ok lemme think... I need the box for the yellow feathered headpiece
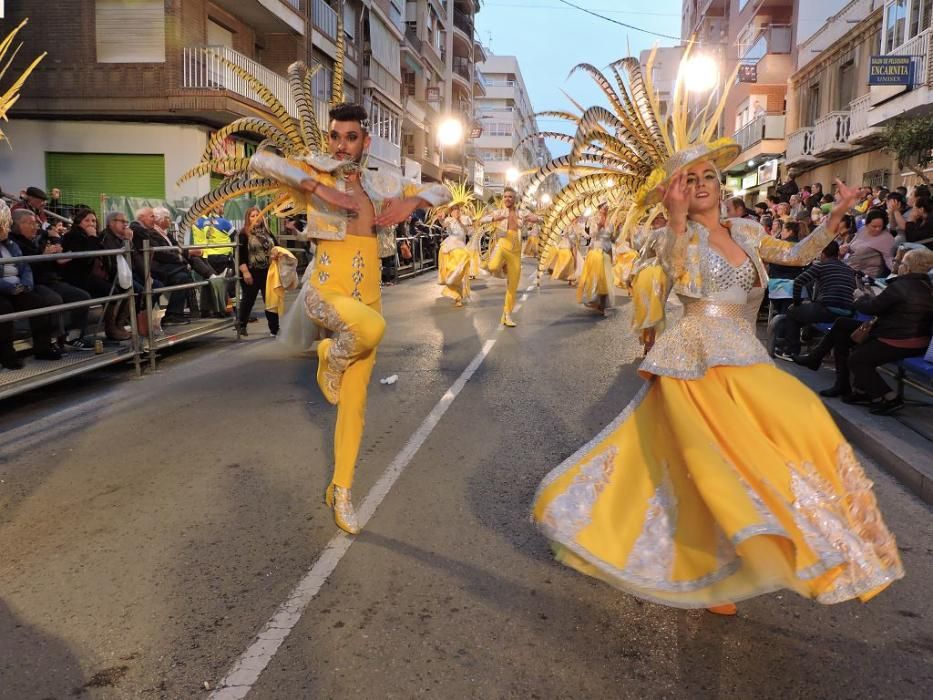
[0,19,46,145]
[526,44,740,273]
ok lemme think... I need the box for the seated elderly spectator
[776,240,856,357]
[10,209,94,350]
[11,186,49,228]
[62,208,112,299]
[100,211,157,340]
[841,210,895,278]
[794,248,933,415]
[0,203,61,366]
[132,206,193,326]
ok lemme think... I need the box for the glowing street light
[540,193,552,206]
[681,54,720,94]
[506,166,520,184]
[438,117,465,146]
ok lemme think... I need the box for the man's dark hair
[767,195,780,205]
[822,240,840,258]
[914,184,931,199]
[329,102,369,130]
[886,191,906,208]
[503,186,516,195]
[813,182,822,190]
[896,186,908,196]
[784,220,800,237]
[754,202,768,213]
[915,197,931,214]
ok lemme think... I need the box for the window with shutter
[46,153,166,207]
[96,0,166,63]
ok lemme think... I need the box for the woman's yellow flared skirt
[532,363,904,608]
[551,248,576,281]
[577,249,613,305]
[523,235,540,258]
[613,250,638,291]
[438,247,471,301]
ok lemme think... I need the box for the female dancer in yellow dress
[530,50,902,614]
[577,202,615,314]
[550,221,581,285]
[534,160,903,613]
[438,203,473,306]
[523,222,541,257]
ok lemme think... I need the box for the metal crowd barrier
[0,241,243,400]
[396,224,441,281]
[0,245,140,400]
[140,240,240,371]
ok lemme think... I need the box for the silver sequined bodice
[706,248,758,296]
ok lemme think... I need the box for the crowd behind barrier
[0,184,448,400]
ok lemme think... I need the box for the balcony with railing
[812,111,853,157]
[452,56,472,86]
[733,113,785,153]
[474,66,487,96]
[453,11,474,42]
[181,45,298,119]
[404,23,423,53]
[786,128,816,167]
[848,94,882,144]
[888,27,932,87]
[312,0,339,42]
[210,0,304,35]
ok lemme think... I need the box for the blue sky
[475,0,683,153]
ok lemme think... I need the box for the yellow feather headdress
[526,45,740,273]
[0,19,46,145]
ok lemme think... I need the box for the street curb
[782,363,933,506]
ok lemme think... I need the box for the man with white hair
[132,206,193,325]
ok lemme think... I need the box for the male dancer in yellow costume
[479,187,542,327]
[250,103,450,533]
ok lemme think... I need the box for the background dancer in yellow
[438,193,474,307]
[577,202,616,315]
[479,187,542,327]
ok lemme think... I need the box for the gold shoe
[316,338,339,405]
[454,299,463,307]
[501,312,517,327]
[331,486,360,534]
[324,482,335,507]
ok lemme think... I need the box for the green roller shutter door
[45,152,165,208]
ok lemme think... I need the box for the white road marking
[210,337,500,698]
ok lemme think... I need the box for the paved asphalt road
[1,261,931,700]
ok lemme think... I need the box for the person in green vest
[192,206,234,274]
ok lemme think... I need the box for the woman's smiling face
[682,161,721,215]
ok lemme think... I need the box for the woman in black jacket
[237,206,279,336]
[62,208,111,297]
[794,248,933,414]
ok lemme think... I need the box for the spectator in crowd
[841,209,896,278]
[794,248,933,414]
[237,206,279,337]
[905,184,931,222]
[10,209,93,350]
[11,186,49,227]
[836,214,857,246]
[0,203,61,366]
[133,206,193,326]
[885,191,908,237]
[725,197,752,219]
[753,202,769,219]
[775,240,856,358]
[768,221,805,279]
[775,173,798,203]
[788,193,804,219]
[904,198,932,245]
[62,208,111,298]
[775,201,792,223]
[46,218,66,239]
[100,211,154,339]
[770,217,784,238]
[805,182,823,212]
[854,187,874,215]
[760,213,773,233]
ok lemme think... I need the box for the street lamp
[506,166,520,184]
[540,193,552,206]
[438,117,465,147]
[681,54,719,94]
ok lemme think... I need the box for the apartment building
[473,53,553,199]
[0,0,410,209]
[787,0,932,189]
[399,0,485,184]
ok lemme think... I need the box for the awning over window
[368,14,401,82]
